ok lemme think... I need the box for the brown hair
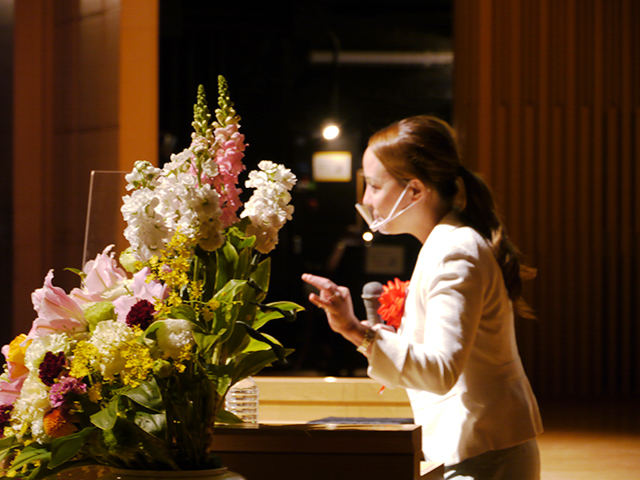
[368,115,535,318]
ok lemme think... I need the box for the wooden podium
[210,423,443,480]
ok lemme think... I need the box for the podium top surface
[211,423,422,455]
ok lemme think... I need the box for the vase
[108,467,246,480]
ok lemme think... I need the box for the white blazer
[368,214,543,466]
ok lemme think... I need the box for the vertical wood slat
[605,107,619,395]
[534,0,551,395]
[548,105,564,395]
[562,0,578,395]
[12,0,56,336]
[454,0,639,397]
[577,106,592,395]
[618,0,633,396]
[636,106,640,393]
[590,0,605,396]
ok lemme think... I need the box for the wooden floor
[537,400,640,480]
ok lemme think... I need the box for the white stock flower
[122,149,225,260]
[241,161,297,253]
[125,161,161,191]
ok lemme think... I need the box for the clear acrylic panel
[82,171,129,265]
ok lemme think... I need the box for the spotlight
[362,231,374,243]
[322,124,340,140]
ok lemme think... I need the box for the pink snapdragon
[212,124,246,227]
[28,271,87,338]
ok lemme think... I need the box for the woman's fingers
[302,273,347,311]
[302,273,335,293]
[302,274,340,301]
[302,273,361,339]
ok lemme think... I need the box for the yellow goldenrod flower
[88,383,102,403]
[120,340,154,387]
[69,341,99,378]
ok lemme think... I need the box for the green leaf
[222,321,251,358]
[168,304,197,322]
[134,411,166,436]
[205,364,234,396]
[227,220,255,250]
[193,330,221,354]
[233,257,271,329]
[212,279,247,335]
[215,408,243,424]
[7,443,51,474]
[242,332,282,353]
[253,301,305,330]
[251,256,271,292]
[235,321,287,361]
[49,427,97,469]
[90,396,119,430]
[222,241,239,267]
[235,248,253,281]
[123,377,163,412]
[215,241,240,291]
[0,433,18,452]
[231,350,289,384]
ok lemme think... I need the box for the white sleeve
[367,245,487,395]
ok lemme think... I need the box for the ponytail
[458,166,536,319]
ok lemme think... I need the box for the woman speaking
[303,116,543,480]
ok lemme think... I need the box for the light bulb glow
[362,231,374,242]
[323,124,340,140]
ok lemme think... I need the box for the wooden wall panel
[12,1,158,335]
[454,0,639,397]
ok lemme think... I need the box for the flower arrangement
[0,76,302,478]
[377,278,410,329]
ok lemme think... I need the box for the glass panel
[82,170,128,265]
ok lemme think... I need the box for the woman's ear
[407,178,430,202]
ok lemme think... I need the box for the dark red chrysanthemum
[38,351,66,387]
[126,299,156,330]
[377,278,410,329]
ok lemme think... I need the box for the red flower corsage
[377,278,410,329]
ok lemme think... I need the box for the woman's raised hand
[301,273,362,339]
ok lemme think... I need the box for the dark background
[159,0,453,375]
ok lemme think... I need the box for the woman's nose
[362,186,372,206]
